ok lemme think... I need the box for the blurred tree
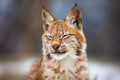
[104,0,120,60]
[0,0,49,59]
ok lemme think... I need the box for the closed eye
[62,34,74,39]
[45,35,53,40]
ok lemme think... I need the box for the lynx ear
[42,8,55,31]
[66,4,82,30]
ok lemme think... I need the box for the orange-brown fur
[26,4,88,80]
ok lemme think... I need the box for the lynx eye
[62,34,73,39]
[46,35,53,40]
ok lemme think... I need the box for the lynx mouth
[51,50,68,55]
[51,50,69,60]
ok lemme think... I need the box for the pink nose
[52,45,60,50]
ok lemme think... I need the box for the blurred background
[0,0,120,80]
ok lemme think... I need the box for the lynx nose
[52,45,60,50]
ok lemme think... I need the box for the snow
[0,58,120,80]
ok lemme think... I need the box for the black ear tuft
[42,6,45,9]
[75,3,77,6]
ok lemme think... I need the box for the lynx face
[42,5,86,60]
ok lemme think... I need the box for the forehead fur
[47,20,78,34]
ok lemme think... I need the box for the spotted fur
[26,4,88,80]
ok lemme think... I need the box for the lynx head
[42,5,86,60]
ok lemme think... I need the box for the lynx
[27,4,88,80]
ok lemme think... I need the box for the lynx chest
[41,56,88,80]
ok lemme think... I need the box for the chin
[51,53,68,60]
[50,49,78,61]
